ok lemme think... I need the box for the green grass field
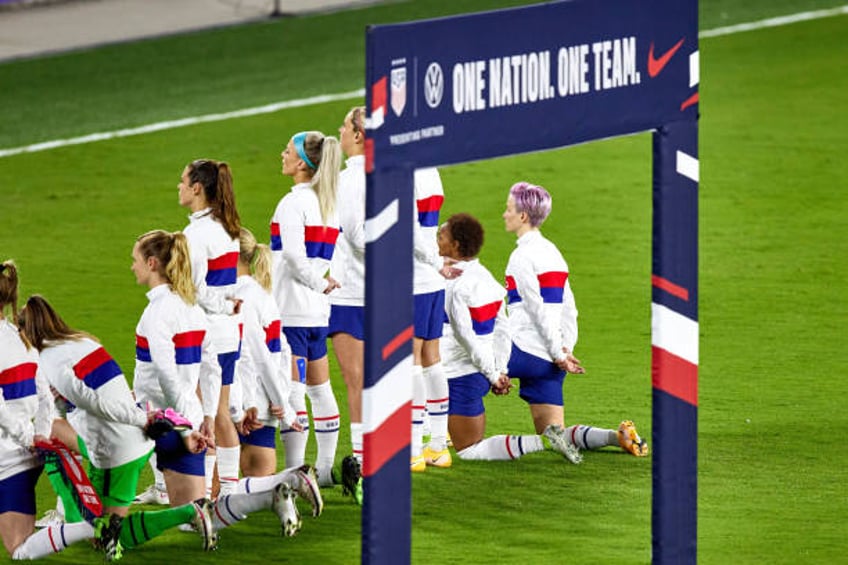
[2,1,847,563]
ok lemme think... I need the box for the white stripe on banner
[362,354,412,435]
[676,150,699,182]
[689,51,700,88]
[365,199,399,243]
[651,303,699,365]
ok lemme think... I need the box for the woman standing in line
[178,159,244,498]
[411,167,451,471]
[501,182,648,460]
[270,130,342,486]
[327,106,367,503]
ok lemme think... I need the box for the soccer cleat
[271,482,302,537]
[294,464,324,517]
[93,513,124,562]
[543,424,583,464]
[446,432,453,448]
[422,446,452,468]
[339,455,363,506]
[617,420,650,457]
[191,498,218,551]
[133,484,169,505]
[34,508,64,528]
[410,454,426,473]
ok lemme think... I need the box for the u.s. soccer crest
[391,66,406,117]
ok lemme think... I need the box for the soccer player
[17,293,217,556]
[178,159,244,498]
[271,130,342,486]
[132,230,305,538]
[233,227,300,475]
[0,260,114,560]
[411,167,452,471]
[327,106,367,502]
[501,182,649,461]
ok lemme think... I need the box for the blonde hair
[299,131,342,225]
[136,230,197,305]
[239,227,272,292]
[0,260,20,320]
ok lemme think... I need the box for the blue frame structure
[362,1,699,563]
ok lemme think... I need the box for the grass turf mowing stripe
[1,6,846,159]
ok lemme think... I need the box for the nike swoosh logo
[647,38,685,78]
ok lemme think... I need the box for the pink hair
[509,181,552,227]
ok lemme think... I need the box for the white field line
[1,5,846,159]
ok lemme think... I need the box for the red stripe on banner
[680,91,699,111]
[73,347,112,380]
[372,76,387,112]
[468,301,501,322]
[652,274,690,301]
[652,346,698,407]
[382,325,413,360]
[362,401,411,478]
[0,362,36,384]
[208,251,239,271]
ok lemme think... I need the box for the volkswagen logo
[424,62,444,109]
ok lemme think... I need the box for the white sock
[55,496,64,515]
[204,453,216,498]
[212,491,273,529]
[281,380,309,468]
[149,452,167,490]
[457,435,544,461]
[411,364,426,457]
[350,422,363,465]
[424,362,449,451]
[565,425,617,450]
[216,445,241,496]
[308,381,340,485]
[237,467,299,494]
[12,522,94,559]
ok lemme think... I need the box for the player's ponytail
[167,233,197,305]
[0,259,20,319]
[297,131,341,226]
[188,159,241,239]
[137,230,197,305]
[239,227,273,292]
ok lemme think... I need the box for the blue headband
[292,132,317,170]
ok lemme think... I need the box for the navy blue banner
[366,0,697,168]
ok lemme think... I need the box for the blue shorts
[283,326,328,360]
[507,344,566,406]
[414,290,445,340]
[218,350,240,386]
[328,305,365,340]
[448,373,491,417]
[154,430,206,476]
[0,466,42,514]
[239,425,277,448]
